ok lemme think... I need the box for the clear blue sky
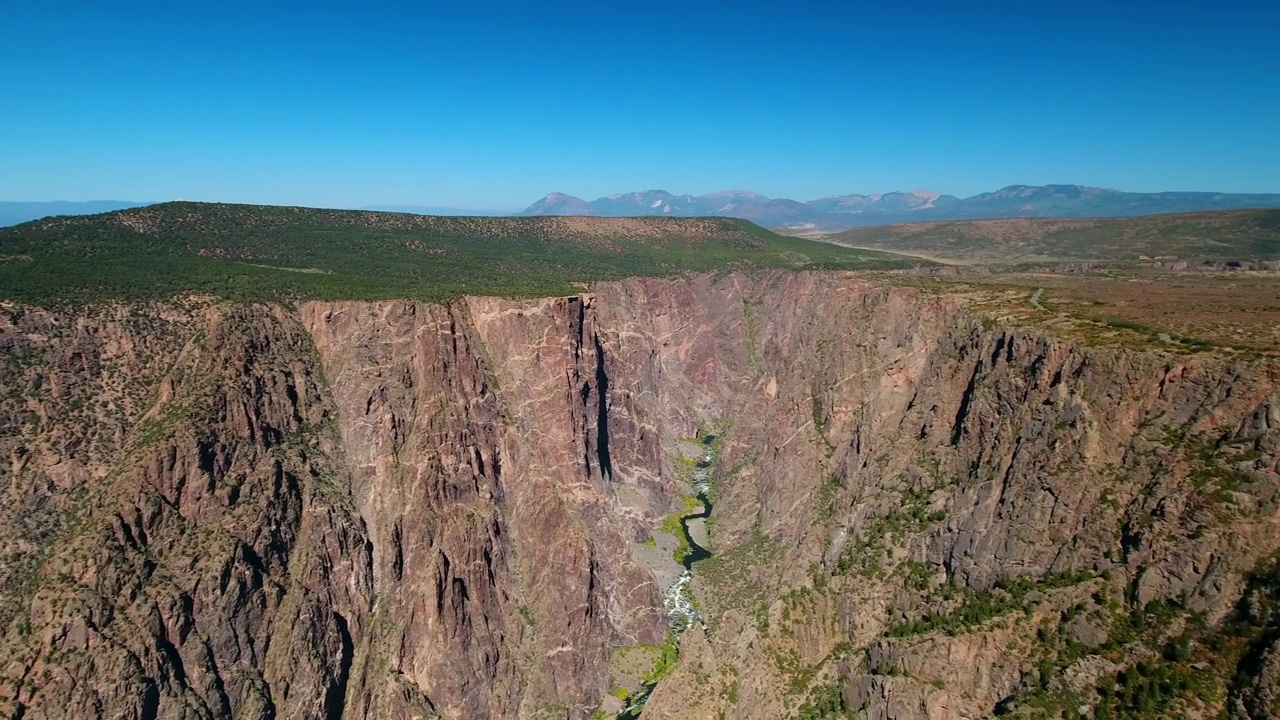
[2,0,1277,209]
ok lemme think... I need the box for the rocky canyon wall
[1,272,1278,719]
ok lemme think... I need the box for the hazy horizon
[8,179,1280,215]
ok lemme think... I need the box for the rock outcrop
[2,271,1279,719]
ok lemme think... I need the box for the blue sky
[1,0,1277,209]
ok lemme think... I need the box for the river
[617,434,717,719]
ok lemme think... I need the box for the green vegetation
[770,647,819,695]
[1181,434,1256,511]
[641,632,682,686]
[1099,317,1153,333]
[814,473,843,525]
[1087,558,1280,717]
[0,202,917,304]
[997,596,1212,717]
[887,571,1096,638]
[779,641,865,718]
[810,392,836,456]
[598,638,683,720]
[1086,315,1220,352]
[997,553,1280,717]
[794,682,855,720]
[896,558,934,592]
[694,420,729,450]
[1093,648,1206,719]
[696,532,782,632]
[517,605,537,628]
[660,494,703,564]
[832,483,947,579]
[659,424,727,564]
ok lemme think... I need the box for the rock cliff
[2,271,1279,719]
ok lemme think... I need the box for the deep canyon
[3,271,1280,719]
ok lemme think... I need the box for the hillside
[0,201,915,304]
[824,208,1280,263]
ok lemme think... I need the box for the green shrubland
[0,202,917,304]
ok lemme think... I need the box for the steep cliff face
[1,272,1278,719]
[624,276,1280,719]
[0,302,372,719]
[298,299,667,719]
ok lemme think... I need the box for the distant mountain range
[9,186,1280,232]
[520,185,1280,230]
[0,201,148,228]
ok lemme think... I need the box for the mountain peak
[973,184,1125,202]
[519,192,593,216]
[604,190,675,201]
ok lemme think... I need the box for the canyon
[3,270,1280,719]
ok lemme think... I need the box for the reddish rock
[1,273,1278,719]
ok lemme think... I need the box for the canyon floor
[3,205,1280,719]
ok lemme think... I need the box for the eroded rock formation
[2,272,1279,718]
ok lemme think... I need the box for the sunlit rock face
[3,271,1280,719]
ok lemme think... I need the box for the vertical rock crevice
[950,359,982,446]
[323,612,354,720]
[592,331,613,483]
